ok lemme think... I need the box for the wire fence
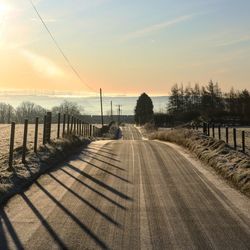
[0,112,100,168]
[194,123,250,155]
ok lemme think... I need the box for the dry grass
[149,129,250,197]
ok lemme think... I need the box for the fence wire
[198,124,250,155]
[0,114,100,169]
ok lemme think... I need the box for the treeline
[0,100,82,124]
[154,80,250,126]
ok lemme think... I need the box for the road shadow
[87,146,117,157]
[60,168,127,210]
[82,149,121,163]
[21,193,67,249]
[66,163,132,201]
[79,153,125,172]
[48,173,121,227]
[34,181,109,249]
[77,157,130,183]
[0,209,23,250]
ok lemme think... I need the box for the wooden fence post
[9,122,15,168]
[46,112,52,143]
[43,115,47,145]
[226,127,229,144]
[212,124,215,138]
[62,114,66,137]
[218,125,221,140]
[57,113,61,139]
[85,124,88,137]
[90,124,92,137]
[22,119,28,163]
[74,118,76,134]
[233,128,237,150]
[78,119,80,135]
[77,119,79,135]
[79,120,81,135]
[67,115,70,134]
[34,117,39,153]
[242,131,245,153]
[83,123,86,137]
[75,119,77,135]
[70,116,74,134]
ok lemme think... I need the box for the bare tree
[0,103,15,123]
[51,100,83,117]
[16,102,47,123]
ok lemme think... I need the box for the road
[0,125,249,249]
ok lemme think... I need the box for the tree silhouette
[166,81,250,124]
[134,93,154,125]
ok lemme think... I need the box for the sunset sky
[0,0,250,96]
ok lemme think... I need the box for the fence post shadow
[0,209,23,250]
[60,168,127,210]
[65,163,132,201]
[20,193,67,249]
[34,181,109,249]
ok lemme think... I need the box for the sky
[0,0,250,96]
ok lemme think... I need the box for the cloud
[20,49,64,77]
[122,15,194,41]
[215,35,250,47]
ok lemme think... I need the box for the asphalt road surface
[0,125,249,249]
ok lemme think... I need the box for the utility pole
[120,105,122,123]
[100,88,104,127]
[111,101,113,121]
[116,105,122,124]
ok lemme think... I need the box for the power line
[28,0,97,93]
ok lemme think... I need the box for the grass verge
[149,129,250,197]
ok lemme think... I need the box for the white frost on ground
[157,140,250,219]
[0,124,58,165]
[149,129,250,197]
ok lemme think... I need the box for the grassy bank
[0,135,91,205]
[149,129,250,197]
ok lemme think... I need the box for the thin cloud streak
[122,15,194,41]
[215,35,250,47]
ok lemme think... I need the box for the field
[0,124,58,162]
